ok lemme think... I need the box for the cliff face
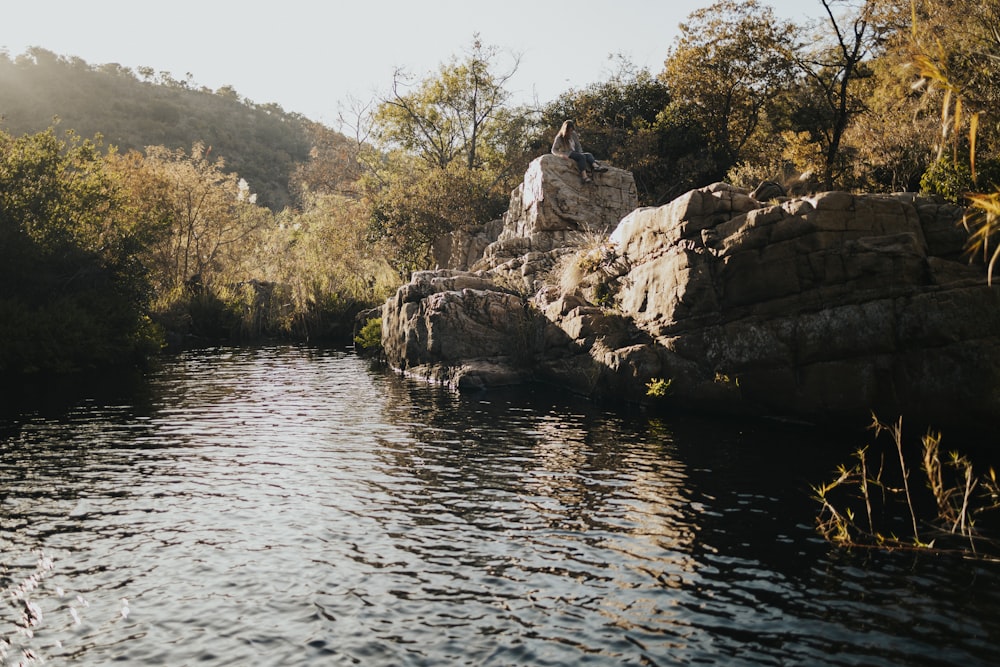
[380,156,1000,430]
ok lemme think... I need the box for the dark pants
[568,150,596,173]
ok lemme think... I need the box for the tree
[139,143,271,294]
[660,0,797,174]
[374,35,522,172]
[363,36,531,273]
[0,129,161,373]
[540,64,690,205]
[793,0,894,189]
[289,120,364,202]
[261,192,399,330]
[840,99,933,192]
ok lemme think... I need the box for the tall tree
[660,0,797,173]
[0,129,161,373]
[138,143,271,293]
[540,66,716,205]
[793,0,894,189]
[374,35,522,172]
[363,36,531,274]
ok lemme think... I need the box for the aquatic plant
[813,415,1000,560]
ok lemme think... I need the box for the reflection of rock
[381,165,1000,430]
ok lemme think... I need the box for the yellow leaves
[969,112,980,182]
[645,377,673,399]
[964,191,1000,285]
[908,8,1000,283]
[713,372,740,388]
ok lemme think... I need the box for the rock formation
[472,154,638,289]
[378,155,1000,430]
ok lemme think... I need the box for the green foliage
[556,234,629,306]
[363,36,530,273]
[920,155,1000,205]
[539,68,715,205]
[144,181,397,343]
[540,65,670,162]
[903,0,1000,281]
[354,317,383,353]
[373,37,525,172]
[660,0,797,173]
[139,142,271,293]
[245,192,399,340]
[0,119,396,370]
[645,377,673,398]
[0,128,162,375]
[365,159,509,274]
[920,155,975,204]
[593,282,615,309]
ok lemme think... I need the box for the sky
[3,0,824,126]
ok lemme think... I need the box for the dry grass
[814,415,1000,560]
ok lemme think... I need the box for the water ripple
[2,347,999,666]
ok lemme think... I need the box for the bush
[920,155,1000,205]
[354,317,383,354]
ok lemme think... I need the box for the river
[1,346,997,666]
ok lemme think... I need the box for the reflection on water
[1,346,998,666]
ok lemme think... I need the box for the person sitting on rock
[551,119,608,184]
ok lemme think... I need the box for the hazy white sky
[3,0,824,125]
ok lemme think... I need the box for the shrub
[354,317,383,354]
[920,155,1000,205]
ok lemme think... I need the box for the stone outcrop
[608,184,999,426]
[471,154,637,291]
[379,158,1000,430]
[381,270,536,390]
[431,219,504,272]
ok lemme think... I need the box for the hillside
[0,48,336,210]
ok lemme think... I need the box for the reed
[813,414,1000,560]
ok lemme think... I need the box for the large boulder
[610,185,999,427]
[431,219,504,271]
[499,154,638,240]
[380,270,537,390]
[472,154,637,291]
[379,165,1000,430]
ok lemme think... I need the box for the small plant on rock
[354,317,383,355]
[557,233,629,309]
[645,377,673,399]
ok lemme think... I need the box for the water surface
[1,347,998,665]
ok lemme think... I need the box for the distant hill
[0,47,335,210]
